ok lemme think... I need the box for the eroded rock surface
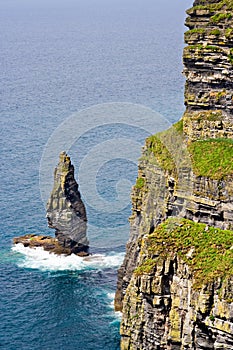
[46,151,89,253]
[14,152,89,256]
[116,1,233,349]
[121,242,233,350]
[183,0,233,140]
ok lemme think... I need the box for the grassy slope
[135,218,233,292]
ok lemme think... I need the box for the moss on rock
[188,138,233,179]
[135,218,233,289]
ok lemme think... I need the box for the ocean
[0,0,192,349]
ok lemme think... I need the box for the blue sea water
[0,0,193,349]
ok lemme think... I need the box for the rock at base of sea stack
[13,234,89,256]
[46,151,89,254]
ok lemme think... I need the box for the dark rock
[13,234,90,257]
[46,151,89,251]
[13,152,89,256]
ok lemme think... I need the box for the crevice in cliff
[194,319,215,349]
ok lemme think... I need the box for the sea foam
[107,292,122,321]
[11,244,125,272]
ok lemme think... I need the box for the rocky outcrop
[13,234,88,256]
[14,152,89,256]
[116,1,233,349]
[46,151,89,253]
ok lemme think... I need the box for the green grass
[210,12,232,23]
[146,135,176,175]
[143,121,187,176]
[185,29,221,39]
[187,28,205,34]
[205,45,223,52]
[185,28,205,37]
[135,177,145,189]
[210,29,221,36]
[135,218,233,289]
[187,1,233,13]
[225,28,233,38]
[135,258,157,275]
[188,139,233,180]
[185,44,223,53]
[145,123,232,181]
[173,119,183,134]
[185,44,204,51]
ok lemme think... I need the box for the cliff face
[183,0,233,140]
[116,1,233,349]
[119,169,233,349]
[46,151,89,252]
[121,221,233,349]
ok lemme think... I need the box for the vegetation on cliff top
[146,135,176,175]
[135,177,145,189]
[188,138,233,180]
[144,120,184,176]
[187,0,233,14]
[135,218,233,290]
[144,120,232,181]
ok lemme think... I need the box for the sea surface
[0,0,192,349]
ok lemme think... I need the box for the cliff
[116,1,233,349]
[183,0,233,140]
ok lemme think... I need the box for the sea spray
[12,244,125,272]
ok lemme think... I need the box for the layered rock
[116,1,233,349]
[183,0,233,140]
[121,220,233,350]
[46,151,88,253]
[13,234,88,256]
[115,125,233,312]
[117,128,233,350]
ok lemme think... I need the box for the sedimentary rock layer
[183,0,233,140]
[115,125,233,312]
[116,1,233,349]
[116,129,233,349]
[121,221,233,350]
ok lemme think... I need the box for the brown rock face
[13,234,89,256]
[46,151,89,253]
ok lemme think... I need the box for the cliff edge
[116,1,233,349]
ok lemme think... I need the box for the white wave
[11,244,125,272]
[107,292,122,321]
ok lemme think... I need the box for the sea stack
[13,152,89,256]
[46,151,89,254]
